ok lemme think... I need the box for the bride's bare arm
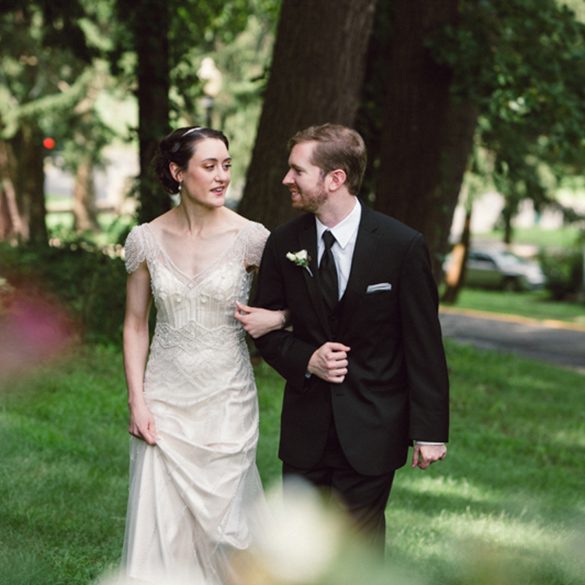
[123,263,157,445]
[234,301,289,339]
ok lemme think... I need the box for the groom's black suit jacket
[254,204,449,476]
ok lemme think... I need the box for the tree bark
[129,0,171,223]
[72,155,99,232]
[0,140,26,241]
[501,204,514,244]
[238,0,377,229]
[11,121,47,245]
[374,0,478,280]
[442,205,472,304]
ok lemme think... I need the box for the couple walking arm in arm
[121,123,449,584]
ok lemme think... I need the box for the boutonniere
[286,249,313,276]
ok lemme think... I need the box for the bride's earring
[178,181,182,193]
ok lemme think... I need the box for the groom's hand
[411,444,447,469]
[308,342,350,383]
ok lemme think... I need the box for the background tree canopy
[1,0,584,280]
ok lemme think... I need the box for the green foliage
[539,245,585,299]
[166,4,279,191]
[0,2,98,138]
[196,15,277,191]
[430,0,585,234]
[0,238,127,344]
[0,1,122,246]
[107,0,280,219]
[433,0,585,156]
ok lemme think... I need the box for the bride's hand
[235,302,289,339]
[128,401,158,445]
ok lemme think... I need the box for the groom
[253,124,449,552]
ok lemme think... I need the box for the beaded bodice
[124,221,269,400]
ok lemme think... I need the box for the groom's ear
[327,169,347,192]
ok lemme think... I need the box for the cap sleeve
[124,225,147,274]
[244,222,270,268]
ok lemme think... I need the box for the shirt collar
[316,199,361,249]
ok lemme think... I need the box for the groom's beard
[289,180,328,213]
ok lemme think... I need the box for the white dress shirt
[315,199,361,299]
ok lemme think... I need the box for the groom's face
[282,142,328,213]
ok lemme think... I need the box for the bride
[122,126,284,584]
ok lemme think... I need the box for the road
[439,309,585,373]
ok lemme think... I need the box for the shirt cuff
[414,441,445,446]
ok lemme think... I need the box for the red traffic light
[43,137,56,150]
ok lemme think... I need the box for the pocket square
[366,282,392,293]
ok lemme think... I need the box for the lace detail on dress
[244,222,270,268]
[124,225,147,274]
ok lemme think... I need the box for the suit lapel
[298,216,332,337]
[338,205,379,333]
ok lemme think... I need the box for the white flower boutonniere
[286,249,313,276]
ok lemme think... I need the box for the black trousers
[282,419,395,555]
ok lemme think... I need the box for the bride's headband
[182,126,203,137]
[170,127,204,152]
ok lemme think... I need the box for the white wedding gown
[122,221,269,584]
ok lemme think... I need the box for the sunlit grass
[0,341,583,583]
[446,288,585,325]
[479,226,582,249]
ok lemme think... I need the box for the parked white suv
[464,248,546,291]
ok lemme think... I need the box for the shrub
[539,246,584,300]
[0,236,128,345]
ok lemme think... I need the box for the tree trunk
[502,206,514,244]
[374,0,478,280]
[442,205,472,304]
[354,0,393,202]
[130,0,171,223]
[72,155,100,232]
[238,0,377,229]
[11,121,47,245]
[0,140,26,241]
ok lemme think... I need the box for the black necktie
[319,230,339,313]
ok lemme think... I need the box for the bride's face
[179,138,231,208]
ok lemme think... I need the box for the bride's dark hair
[152,127,230,194]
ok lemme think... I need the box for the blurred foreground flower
[230,479,400,585]
[244,479,347,583]
[0,290,75,382]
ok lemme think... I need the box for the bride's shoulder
[146,210,174,234]
[224,209,269,238]
[124,224,149,273]
[243,219,270,244]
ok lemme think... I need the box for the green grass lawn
[478,226,582,249]
[1,342,583,584]
[445,288,585,326]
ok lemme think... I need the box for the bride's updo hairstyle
[153,126,230,194]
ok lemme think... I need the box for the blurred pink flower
[0,291,76,380]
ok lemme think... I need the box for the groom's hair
[288,124,367,195]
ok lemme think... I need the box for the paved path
[439,308,585,373]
